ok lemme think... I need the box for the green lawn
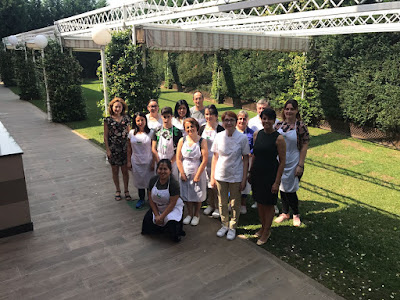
[12,80,400,300]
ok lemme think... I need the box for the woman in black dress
[249,108,286,245]
[104,97,131,201]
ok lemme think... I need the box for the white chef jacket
[211,129,250,183]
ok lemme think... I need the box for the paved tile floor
[0,84,343,299]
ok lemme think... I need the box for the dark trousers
[138,189,146,200]
[141,209,185,242]
[280,191,299,215]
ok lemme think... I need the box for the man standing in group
[248,98,279,214]
[190,91,206,126]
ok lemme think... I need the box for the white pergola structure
[3,0,400,53]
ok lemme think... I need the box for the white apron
[151,178,184,226]
[201,127,217,188]
[278,125,300,193]
[179,138,207,202]
[147,115,162,131]
[130,132,154,189]
[157,128,178,179]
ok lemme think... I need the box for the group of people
[104,92,309,244]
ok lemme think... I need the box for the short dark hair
[205,104,218,116]
[221,111,238,122]
[260,108,276,120]
[161,106,173,116]
[174,100,190,118]
[157,159,172,171]
[132,111,150,134]
[183,117,200,132]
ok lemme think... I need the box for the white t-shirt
[211,129,250,183]
[248,115,279,132]
[146,114,162,131]
[172,117,187,137]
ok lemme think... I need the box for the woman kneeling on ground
[141,159,185,242]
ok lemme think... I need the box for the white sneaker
[190,216,200,226]
[274,205,279,215]
[212,209,220,218]
[183,215,192,225]
[216,225,229,237]
[226,229,236,240]
[251,202,257,209]
[240,205,247,214]
[203,206,213,215]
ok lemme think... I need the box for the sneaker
[136,199,145,209]
[183,215,192,225]
[190,216,200,226]
[274,205,279,215]
[216,225,229,237]
[203,205,213,215]
[240,205,247,214]
[226,229,236,240]
[212,209,220,218]
[274,213,290,223]
[293,214,301,227]
[251,202,257,209]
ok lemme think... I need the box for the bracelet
[297,165,304,169]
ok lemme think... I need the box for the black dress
[251,130,280,205]
[105,115,130,166]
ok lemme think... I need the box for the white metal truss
[51,0,400,39]
[3,0,400,48]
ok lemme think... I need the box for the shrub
[43,41,87,122]
[13,49,40,100]
[101,29,160,115]
[0,47,16,86]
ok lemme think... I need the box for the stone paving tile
[0,84,343,299]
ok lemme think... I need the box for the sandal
[125,191,132,201]
[115,191,122,201]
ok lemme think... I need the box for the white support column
[100,46,109,116]
[41,49,52,122]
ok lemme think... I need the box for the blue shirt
[242,127,254,154]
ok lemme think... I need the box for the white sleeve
[241,135,250,155]
[211,133,219,153]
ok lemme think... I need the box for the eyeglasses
[223,119,236,123]
[148,105,158,108]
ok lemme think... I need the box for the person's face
[112,101,123,115]
[135,116,146,130]
[184,121,198,136]
[205,109,217,124]
[162,113,172,126]
[147,101,159,114]
[237,113,248,129]
[284,104,298,120]
[223,116,237,130]
[177,105,187,119]
[193,92,204,108]
[261,114,275,130]
[157,163,171,180]
[257,104,268,116]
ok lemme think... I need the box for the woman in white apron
[199,105,225,218]
[176,118,208,226]
[146,99,162,131]
[274,100,310,227]
[127,112,154,209]
[141,159,185,242]
[172,99,190,137]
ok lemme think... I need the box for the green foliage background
[13,50,40,100]
[43,41,87,122]
[100,29,160,115]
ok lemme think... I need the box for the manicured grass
[10,80,400,300]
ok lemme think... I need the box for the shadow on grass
[306,158,400,192]
[308,131,346,149]
[237,185,399,300]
